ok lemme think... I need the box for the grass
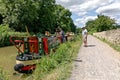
[0,68,9,80]
[0,24,28,47]
[26,35,82,80]
[0,34,82,80]
[95,36,120,52]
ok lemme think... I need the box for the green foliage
[54,5,76,32]
[96,36,120,52]
[0,24,13,32]
[86,14,117,33]
[0,14,3,24]
[28,35,82,80]
[0,24,27,47]
[0,0,76,33]
[0,68,8,80]
[0,0,40,31]
[76,28,82,34]
[116,24,120,28]
[0,32,27,47]
[0,24,12,47]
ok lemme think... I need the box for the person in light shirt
[82,27,88,47]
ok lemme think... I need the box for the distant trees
[0,0,76,33]
[0,14,3,24]
[54,5,76,32]
[86,14,117,33]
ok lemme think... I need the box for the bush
[0,24,14,33]
[0,24,28,47]
[28,35,82,80]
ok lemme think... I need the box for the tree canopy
[85,14,117,33]
[0,0,76,33]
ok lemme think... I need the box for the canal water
[0,46,24,80]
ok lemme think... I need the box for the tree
[85,14,117,32]
[35,0,56,33]
[0,14,3,24]
[96,14,117,31]
[86,20,97,33]
[0,0,40,31]
[0,0,76,33]
[54,5,76,32]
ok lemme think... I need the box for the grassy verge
[95,36,120,52]
[0,24,28,47]
[26,35,82,80]
[0,36,81,80]
[0,68,8,80]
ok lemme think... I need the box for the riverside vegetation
[93,29,120,52]
[25,35,82,80]
[0,24,28,47]
[0,29,82,80]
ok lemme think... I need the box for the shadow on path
[74,59,82,62]
[86,44,96,47]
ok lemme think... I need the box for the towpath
[68,35,120,80]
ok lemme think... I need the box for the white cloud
[85,16,97,21]
[56,0,69,4]
[96,2,120,15]
[56,0,87,8]
[74,16,97,27]
[78,0,99,11]
[57,0,114,14]
[56,0,120,27]
[95,1,120,26]
[117,19,120,24]
[78,12,87,16]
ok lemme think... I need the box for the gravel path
[68,35,120,80]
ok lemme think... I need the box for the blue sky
[56,0,120,28]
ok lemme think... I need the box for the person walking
[59,28,65,43]
[82,27,88,47]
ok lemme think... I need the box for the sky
[56,0,120,27]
